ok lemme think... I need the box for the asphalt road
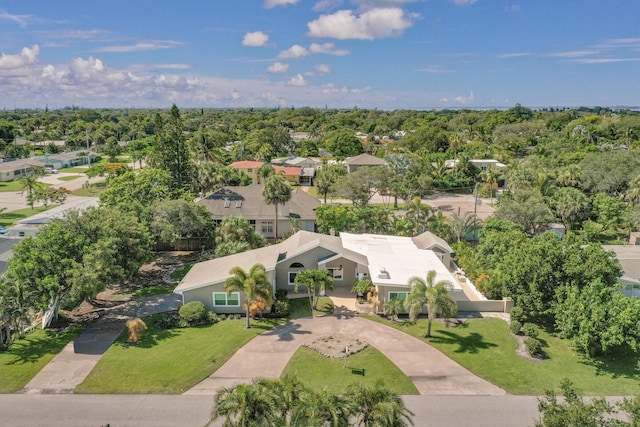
[0,394,542,427]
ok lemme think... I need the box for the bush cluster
[525,337,543,357]
[522,323,540,339]
[179,301,208,326]
[510,319,522,335]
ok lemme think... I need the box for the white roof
[339,232,461,290]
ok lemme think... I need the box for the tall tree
[347,382,415,427]
[155,105,193,191]
[19,166,45,209]
[224,263,272,329]
[404,270,458,338]
[212,379,280,427]
[480,165,501,206]
[262,174,292,241]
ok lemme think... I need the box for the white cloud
[307,8,416,40]
[312,0,343,12]
[0,45,39,70]
[242,31,269,47]
[496,52,533,59]
[267,62,290,73]
[309,42,350,56]
[418,65,453,73]
[451,0,478,6]
[550,50,597,58]
[287,74,308,86]
[0,11,32,28]
[454,91,475,104]
[278,44,309,58]
[93,40,182,53]
[264,0,299,8]
[154,64,192,70]
[322,82,370,94]
[315,64,332,73]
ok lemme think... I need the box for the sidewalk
[22,293,182,394]
[185,309,505,396]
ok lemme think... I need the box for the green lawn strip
[363,315,640,395]
[61,167,89,173]
[0,205,58,227]
[0,326,83,393]
[71,181,106,197]
[288,296,334,319]
[56,175,83,181]
[76,317,283,394]
[0,181,52,193]
[281,346,419,395]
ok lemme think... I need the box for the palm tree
[294,269,334,312]
[19,166,45,210]
[346,382,414,427]
[290,388,351,427]
[224,263,273,329]
[384,297,404,321]
[212,379,280,427]
[262,174,292,241]
[257,163,275,184]
[448,212,480,243]
[404,196,432,235]
[626,175,640,205]
[404,270,458,338]
[480,165,501,206]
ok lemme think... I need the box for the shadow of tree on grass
[429,330,498,354]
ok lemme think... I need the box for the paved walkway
[186,304,505,396]
[22,293,182,394]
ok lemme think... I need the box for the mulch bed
[305,335,369,358]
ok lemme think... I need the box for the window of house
[249,220,256,229]
[332,267,343,281]
[288,262,304,286]
[389,291,408,302]
[247,168,253,172]
[213,292,240,307]
[261,221,273,234]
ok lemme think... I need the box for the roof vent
[377,268,390,280]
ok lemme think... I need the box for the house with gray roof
[174,230,466,314]
[198,184,320,240]
[0,159,46,182]
[344,153,387,173]
[603,245,640,298]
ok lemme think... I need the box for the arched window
[288,262,305,286]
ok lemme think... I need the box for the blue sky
[1,0,639,110]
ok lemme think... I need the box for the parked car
[45,167,59,174]
[0,226,8,235]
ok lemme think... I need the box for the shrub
[218,314,227,321]
[525,337,543,357]
[275,289,289,300]
[522,323,539,339]
[154,312,179,329]
[177,319,190,328]
[510,320,522,335]
[510,306,524,323]
[274,300,290,317]
[233,314,242,320]
[207,312,219,324]
[179,301,207,325]
[127,318,147,343]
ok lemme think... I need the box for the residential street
[0,394,542,426]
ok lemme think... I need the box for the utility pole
[473,183,479,242]
[86,129,91,166]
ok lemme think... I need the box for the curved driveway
[186,311,505,396]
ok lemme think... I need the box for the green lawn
[61,167,89,173]
[76,317,283,394]
[289,296,334,319]
[71,181,106,197]
[0,326,83,393]
[363,316,640,395]
[282,346,418,395]
[57,175,83,181]
[0,180,52,193]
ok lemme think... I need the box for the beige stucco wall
[180,270,276,313]
[276,246,335,293]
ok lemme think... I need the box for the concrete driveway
[186,311,505,396]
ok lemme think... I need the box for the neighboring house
[283,157,322,169]
[629,232,640,245]
[229,161,303,185]
[174,230,466,313]
[603,245,640,298]
[344,153,387,173]
[198,184,320,239]
[0,159,46,182]
[32,151,96,169]
[444,159,507,171]
[7,197,100,238]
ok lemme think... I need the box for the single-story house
[444,159,507,171]
[174,230,465,313]
[603,245,640,298]
[344,153,387,173]
[629,232,640,245]
[0,159,46,182]
[33,151,97,169]
[198,184,320,240]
